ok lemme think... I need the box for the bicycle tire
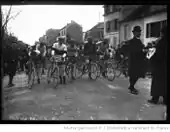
[95,62,103,78]
[89,62,98,80]
[106,63,116,81]
[114,67,122,78]
[75,62,84,79]
[65,63,73,82]
[47,65,53,84]
[51,67,59,88]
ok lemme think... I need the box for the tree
[2,6,22,35]
[45,28,60,46]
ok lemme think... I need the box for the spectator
[3,44,19,87]
[124,26,148,95]
[148,26,167,105]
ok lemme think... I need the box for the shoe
[148,99,159,104]
[7,83,15,88]
[128,87,139,95]
[37,78,40,84]
[72,76,76,80]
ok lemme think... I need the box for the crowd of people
[2,25,167,106]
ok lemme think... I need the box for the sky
[2,5,104,45]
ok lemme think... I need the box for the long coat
[122,37,147,78]
[150,36,167,97]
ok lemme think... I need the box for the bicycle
[113,57,128,78]
[75,55,99,80]
[47,55,62,88]
[95,55,116,81]
[65,56,77,83]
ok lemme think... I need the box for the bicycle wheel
[47,65,53,84]
[89,62,98,80]
[95,62,102,78]
[75,62,84,79]
[114,67,122,78]
[51,67,59,88]
[28,63,35,89]
[65,63,73,82]
[112,61,118,69]
[106,63,116,81]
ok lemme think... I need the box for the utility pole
[99,12,100,22]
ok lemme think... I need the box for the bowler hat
[58,36,65,40]
[132,26,142,32]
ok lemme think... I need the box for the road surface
[2,73,166,120]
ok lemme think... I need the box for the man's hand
[35,50,40,54]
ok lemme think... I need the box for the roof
[60,20,82,31]
[88,22,104,31]
[120,5,167,23]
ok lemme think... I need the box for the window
[113,36,117,46]
[106,21,111,33]
[104,5,109,14]
[146,20,167,38]
[110,20,114,32]
[114,19,119,31]
[124,24,129,40]
[110,19,119,32]
[109,5,113,12]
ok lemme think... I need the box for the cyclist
[67,42,77,80]
[83,37,97,79]
[35,41,47,75]
[51,37,67,84]
[98,39,109,77]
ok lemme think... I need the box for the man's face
[133,31,141,38]
[58,40,62,45]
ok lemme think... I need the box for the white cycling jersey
[52,42,67,58]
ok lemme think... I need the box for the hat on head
[58,36,65,41]
[132,26,142,32]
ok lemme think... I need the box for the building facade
[84,22,104,42]
[103,5,123,47]
[119,5,167,45]
[58,20,83,44]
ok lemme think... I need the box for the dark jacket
[150,36,167,96]
[126,37,147,77]
[84,42,96,56]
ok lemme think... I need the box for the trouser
[70,57,76,78]
[8,61,18,85]
[129,75,139,89]
[58,64,66,84]
[20,59,25,71]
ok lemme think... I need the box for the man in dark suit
[125,26,147,95]
[84,37,97,79]
[148,26,167,105]
[3,43,19,87]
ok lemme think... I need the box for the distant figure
[83,37,97,79]
[148,26,167,105]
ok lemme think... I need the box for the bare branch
[2,5,12,28]
[2,6,22,34]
